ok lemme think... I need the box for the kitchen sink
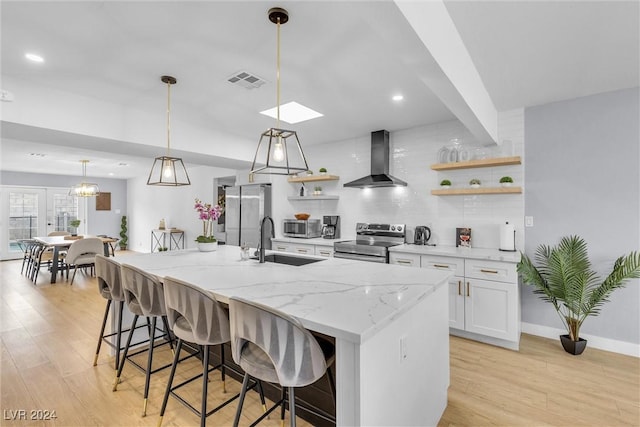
[252,254,325,266]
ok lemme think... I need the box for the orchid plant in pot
[194,198,223,251]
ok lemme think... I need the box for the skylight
[260,101,323,125]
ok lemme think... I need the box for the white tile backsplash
[272,111,525,249]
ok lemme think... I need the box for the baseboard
[521,322,640,357]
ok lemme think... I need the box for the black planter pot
[560,334,587,355]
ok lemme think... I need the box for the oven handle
[334,252,388,263]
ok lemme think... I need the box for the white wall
[126,165,236,252]
[523,87,640,347]
[272,111,525,249]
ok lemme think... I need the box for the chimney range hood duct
[344,130,408,188]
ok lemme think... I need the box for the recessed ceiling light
[392,94,404,102]
[108,172,115,176]
[25,53,44,63]
[118,162,129,167]
[29,153,46,157]
[260,101,323,124]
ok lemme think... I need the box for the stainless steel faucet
[258,216,275,263]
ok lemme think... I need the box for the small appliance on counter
[322,215,340,239]
[499,221,516,252]
[282,218,322,238]
[414,226,434,245]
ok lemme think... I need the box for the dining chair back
[65,237,103,285]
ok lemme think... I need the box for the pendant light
[69,160,99,197]
[250,7,310,176]
[147,75,191,186]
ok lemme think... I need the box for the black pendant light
[250,7,310,176]
[147,75,191,186]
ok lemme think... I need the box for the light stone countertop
[389,244,522,263]
[113,246,450,344]
[271,236,353,247]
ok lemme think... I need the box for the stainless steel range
[334,222,405,263]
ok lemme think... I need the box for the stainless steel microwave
[282,219,322,238]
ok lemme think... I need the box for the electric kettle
[414,226,431,245]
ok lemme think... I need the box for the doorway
[0,186,84,260]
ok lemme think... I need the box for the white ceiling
[1,1,638,179]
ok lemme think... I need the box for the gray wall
[1,171,127,240]
[524,87,640,344]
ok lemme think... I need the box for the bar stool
[158,277,262,427]
[229,297,336,427]
[113,263,175,417]
[94,255,149,370]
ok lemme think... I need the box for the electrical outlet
[400,335,408,362]
[525,216,534,227]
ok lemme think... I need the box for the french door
[0,186,84,260]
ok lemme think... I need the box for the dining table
[32,235,118,284]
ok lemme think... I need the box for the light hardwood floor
[1,256,638,426]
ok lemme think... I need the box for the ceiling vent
[227,71,267,90]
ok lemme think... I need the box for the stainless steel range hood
[344,130,408,188]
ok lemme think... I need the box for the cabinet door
[272,242,291,252]
[291,243,315,255]
[314,246,334,258]
[448,276,465,330]
[464,278,519,341]
[389,252,421,267]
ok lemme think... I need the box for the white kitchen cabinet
[314,246,334,258]
[289,242,315,256]
[272,242,292,252]
[392,250,520,349]
[389,252,421,267]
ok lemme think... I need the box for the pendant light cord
[276,16,281,128]
[166,80,172,156]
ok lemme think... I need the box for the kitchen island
[113,246,451,426]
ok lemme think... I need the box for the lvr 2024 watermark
[3,409,57,421]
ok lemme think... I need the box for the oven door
[334,251,388,263]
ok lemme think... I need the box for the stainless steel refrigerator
[225,184,272,248]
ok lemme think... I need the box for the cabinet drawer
[314,246,334,258]
[421,256,464,276]
[291,244,315,255]
[389,252,421,267]
[465,259,517,283]
[272,243,291,252]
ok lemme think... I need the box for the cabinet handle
[458,280,461,296]
[480,269,499,274]
[319,251,331,256]
[466,282,470,297]
[434,264,449,268]
[276,246,287,251]
[397,260,412,265]
[297,249,308,253]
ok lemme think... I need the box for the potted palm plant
[518,235,640,355]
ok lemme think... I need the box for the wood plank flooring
[1,255,639,426]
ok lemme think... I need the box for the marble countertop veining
[389,244,521,263]
[113,246,450,344]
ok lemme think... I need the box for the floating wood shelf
[287,174,339,183]
[431,156,521,171]
[287,195,339,201]
[431,186,522,196]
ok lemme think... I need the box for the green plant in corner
[518,235,640,352]
[500,176,514,183]
[119,216,128,249]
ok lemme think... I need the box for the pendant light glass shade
[69,160,99,197]
[147,75,191,186]
[250,7,310,176]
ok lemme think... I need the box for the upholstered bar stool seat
[158,277,264,427]
[113,263,175,417]
[230,297,336,427]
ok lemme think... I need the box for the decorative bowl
[294,213,310,220]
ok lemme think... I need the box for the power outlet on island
[400,335,408,363]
